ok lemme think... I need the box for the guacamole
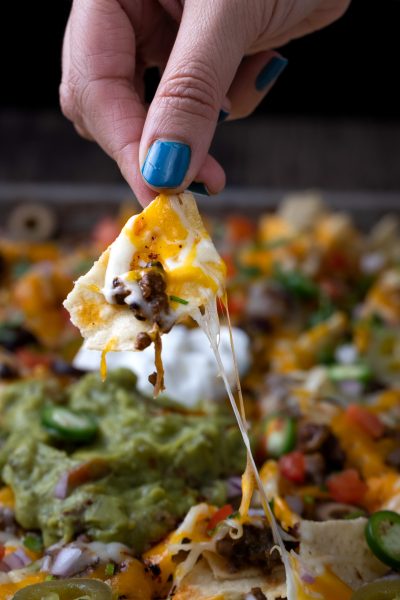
[0,369,245,553]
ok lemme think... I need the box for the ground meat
[112,277,130,305]
[0,362,18,379]
[138,269,170,328]
[216,525,282,574]
[135,332,152,351]
[323,433,346,471]
[304,453,326,485]
[386,447,400,469]
[249,588,267,600]
[148,372,157,386]
[297,422,330,453]
[296,421,345,472]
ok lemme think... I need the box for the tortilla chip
[64,193,224,352]
[173,559,286,600]
[64,248,153,351]
[299,518,389,589]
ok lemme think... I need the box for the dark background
[2,0,399,118]
[1,0,399,196]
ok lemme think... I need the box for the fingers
[139,0,250,196]
[60,0,154,205]
[225,51,288,121]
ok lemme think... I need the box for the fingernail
[255,55,288,92]
[187,181,210,196]
[141,140,191,188]
[218,109,229,123]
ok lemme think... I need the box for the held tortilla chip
[64,193,226,353]
[173,559,286,600]
[299,518,389,590]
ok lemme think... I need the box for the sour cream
[73,325,250,407]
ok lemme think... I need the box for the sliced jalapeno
[365,510,400,570]
[328,363,372,383]
[41,406,98,443]
[262,415,296,458]
[12,578,112,600]
[350,579,400,600]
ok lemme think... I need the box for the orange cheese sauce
[122,194,225,305]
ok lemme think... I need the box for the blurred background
[1,0,400,230]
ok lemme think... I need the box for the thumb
[139,0,248,195]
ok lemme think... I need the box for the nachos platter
[0,192,399,600]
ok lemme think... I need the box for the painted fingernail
[255,55,288,92]
[187,181,210,196]
[141,140,191,188]
[218,109,229,123]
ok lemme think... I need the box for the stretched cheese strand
[195,299,297,600]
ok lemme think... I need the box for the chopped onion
[301,571,316,584]
[54,473,69,500]
[0,549,31,572]
[285,495,304,515]
[51,546,94,577]
[226,476,242,498]
[335,344,358,365]
[339,380,363,397]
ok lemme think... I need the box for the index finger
[60,0,154,205]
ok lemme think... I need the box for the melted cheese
[195,302,297,600]
[292,560,353,600]
[0,486,15,509]
[0,573,46,599]
[331,412,391,479]
[100,337,117,381]
[102,194,226,314]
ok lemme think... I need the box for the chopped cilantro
[273,267,319,300]
[105,562,115,577]
[303,495,315,505]
[169,295,189,305]
[23,533,43,553]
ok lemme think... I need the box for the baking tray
[1,182,400,236]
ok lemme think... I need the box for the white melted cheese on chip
[102,193,226,325]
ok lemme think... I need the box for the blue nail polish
[187,181,209,196]
[255,56,288,92]
[218,109,229,123]
[141,140,191,188]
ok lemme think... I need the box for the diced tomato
[320,279,347,301]
[226,216,255,243]
[225,294,246,317]
[278,451,306,484]
[326,251,350,272]
[221,254,236,279]
[346,404,384,439]
[16,348,52,369]
[92,217,120,249]
[207,504,234,532]
[0,545,4,560]
[327,469,368,504]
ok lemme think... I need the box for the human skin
[60,0,350,206]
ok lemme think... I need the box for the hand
[60,0,350,206]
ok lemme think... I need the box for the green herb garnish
[273,266,319,300]
[23,533,43,553]
[303,494,315,505]
[169,295,189,305]
[104,562,115,577]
